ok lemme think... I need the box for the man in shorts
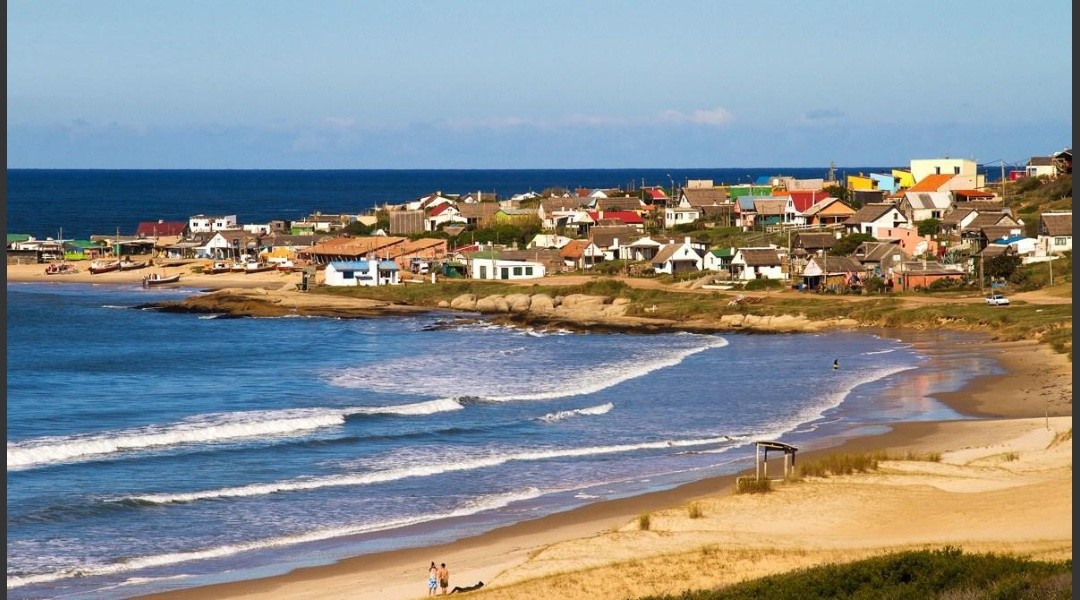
[437,562,449,595]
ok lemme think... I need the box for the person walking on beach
[427,561,438,597]
[437,562,449,595]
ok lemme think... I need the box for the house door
[479,265,488,279]
[500,268,510,279]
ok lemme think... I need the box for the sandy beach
[7,262,1072,600]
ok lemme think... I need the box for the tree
[831,233,875,255]
[984,254,1021,280]
[917,218,941,237]
[823,184,850,206]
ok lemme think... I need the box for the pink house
[877,226,940,258]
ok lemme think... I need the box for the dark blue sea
[7,168,895,240]
[6,170,1002,598]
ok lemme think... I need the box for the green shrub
[735,477,772,494]
[638,547,1073,600]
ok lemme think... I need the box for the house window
[935,167,941,174]
[1055,237,1068,246]
[954,167,960,174]
[931,211,942,219]
[343,270,355,279]
[525,266,533,276]
[513,266,522,276]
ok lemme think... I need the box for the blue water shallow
[6,282,998,599]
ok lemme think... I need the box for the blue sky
[7,1,1072,169]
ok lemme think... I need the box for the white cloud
[658,107,734,126]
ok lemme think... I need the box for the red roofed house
[784,190,830,225]
[425,202,465,232]
[586,211,645,232]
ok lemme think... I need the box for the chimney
[684,236,691,245]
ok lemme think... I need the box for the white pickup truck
[985,294,1010,306]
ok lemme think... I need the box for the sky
[7,1,1073,169]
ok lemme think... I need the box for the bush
[735,477,773,494]
[744,278,784,291]
[638,547,1074,600]
[687,502,704,519]
[637,512,652,530]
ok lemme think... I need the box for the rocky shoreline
[147,287,861,334]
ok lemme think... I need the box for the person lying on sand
[449,581,484,594]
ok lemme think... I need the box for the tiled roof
[559,239,593,259]
[902,191,951,210]
[908,174,954,192]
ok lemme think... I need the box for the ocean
[7,168,890,240]
[6,169,1001,598]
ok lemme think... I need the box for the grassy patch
[795,450,940,479]
[686,502,704,519]
[734,477,773,494]
[637,512,652,531]
[1049,428,1072,448]
[639,547,1073,600]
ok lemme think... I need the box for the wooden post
[755,444,761,481]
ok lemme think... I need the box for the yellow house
[846,174,874,191]
[891,169,915,188]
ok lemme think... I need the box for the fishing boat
[143,273,181,286]
[44,263,78,275]
[244,262,276,273]
[118,259,149,271]
[89,260,121,274]
[206,261,233,274]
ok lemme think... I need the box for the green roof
[7,234,31,244]
[710,247,735,257]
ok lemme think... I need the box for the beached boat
[118,259,149,271]
[143,273,181,286]
[244,262,276,273]
[89,260,121,274]
[44,263,79,275]
[206,261,233,274]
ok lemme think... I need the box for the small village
[8,150,1072,293]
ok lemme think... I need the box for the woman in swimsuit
[428,561,438,596]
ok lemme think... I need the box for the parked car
[986,294,1010,306]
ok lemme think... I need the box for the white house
[527,233,574,249]
[664,206,702,227]
[1036,212,1072,256]
[324,260,400,286]
[730,247,786,281]
[469,254,546,280]
[899,191,952,223]
[426,203,466,232]
[628,236,664,261]
[844,203,909,238]
[703,247,736,273]
[1025,156,1057,178]
[651,237,704,275]
[910,158,984,188]
[188,214,238,233]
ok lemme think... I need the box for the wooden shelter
[753,441,798,481]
